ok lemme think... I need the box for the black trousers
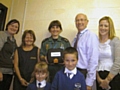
[96,71,120,90]
[77,68,87,78]
[110,73,120,90]
[48,64,64,83]
[0,74,13,90]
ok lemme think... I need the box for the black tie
[38,83,41,88]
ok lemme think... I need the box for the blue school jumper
[51,68,86,90]
[26,81,51,90]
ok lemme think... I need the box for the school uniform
[51,67,86,90]
[26,80,51,90]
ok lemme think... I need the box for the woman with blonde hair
[96,16,120,90]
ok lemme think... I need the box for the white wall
[7,0,120,47]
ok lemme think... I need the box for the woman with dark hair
[0,19,20,90]
[13,30,40,90]
[40,20,71,83]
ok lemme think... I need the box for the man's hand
[87,86,92,90]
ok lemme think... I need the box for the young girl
[26,62,51,90]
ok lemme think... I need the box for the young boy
[51,47,86,90]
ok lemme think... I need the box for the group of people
[0,13,120,90]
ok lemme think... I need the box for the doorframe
[0,3,8,31]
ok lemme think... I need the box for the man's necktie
[74,32,80,48]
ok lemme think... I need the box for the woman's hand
[97,76,103,85]
[0,72,3,81]
[99,79,109,89]
[20,78,29,86]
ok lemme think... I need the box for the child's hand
[20,78,28,86]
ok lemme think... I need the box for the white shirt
[64,67,77,79]
[36,80,46,88]
[97,39,113,71]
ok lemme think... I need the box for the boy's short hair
[63,47,78,59]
